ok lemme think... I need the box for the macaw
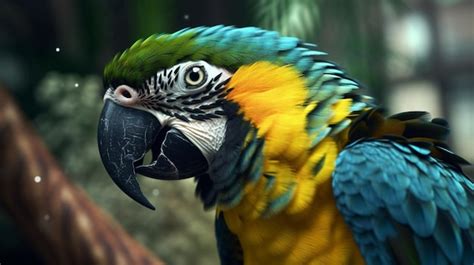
[97,25,473,265]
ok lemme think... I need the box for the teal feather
[387,205,409,224]
[433,187,456,210]
[295,57,314,72]
[262,183,296,217]
[301,50,326,57]
[305,62,336,84]
[263,174,276,192]
[433,215,463,264]
[329,119,351,135]
[373,215,397,241]
[309,127,331,148]
[414,236,440,265]
[247,151,264,183]
[401,195,437,237]
[333,139,474,265]
[237,138,263,174]
[277,36,299,50]
[324,68,345,76]
[283,47,305,64]
[408,170,435,201]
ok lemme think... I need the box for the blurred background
[0,0,472,264]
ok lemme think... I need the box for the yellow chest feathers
[222,177,364,265]
[221,62,363,264]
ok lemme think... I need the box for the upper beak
[97,100,160,209]
[97,100,209,210]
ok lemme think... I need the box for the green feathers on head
[103,25,297,88]
[104,31,197,88]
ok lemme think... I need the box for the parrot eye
[184,65,207,88]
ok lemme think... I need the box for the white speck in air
[152,189,160,196]
[55,47,60,52]
[74,83,79,87]
[34,176,42,183]
[184,14,189,20]
[44,214,50,221]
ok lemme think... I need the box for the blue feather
[346,193,377,215]
[350,102,367,112]
[447,175,468,207]
[401,195,437,237]
[338,180,361,195]
[262,183,296,217]
[247,152,263,183]
[301,50,326,57]
[333,139,474,264]
[277,36,299,50]
[360,184,381,207]
[433,187,456,210]
[408,175,435,201]
[283,47,305,64]
[295,57,313,72]
[433,215,463,263]
[414,236,444,265]
[350,215,374,230]
[409,144,432,156]
[372,181,406,206]
[392,142,412,154]
[329,119,351,135]
[386,204,408,224]
[309,127,331,147]
[372,215,397,241]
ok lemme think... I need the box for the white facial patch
[148,110,227,164]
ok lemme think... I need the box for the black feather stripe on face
[122,61,232,122]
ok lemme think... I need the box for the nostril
[114,85,138,104]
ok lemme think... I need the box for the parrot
[97,25,474,265]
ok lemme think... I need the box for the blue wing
[333,139,474,265]
[215,212,243,265]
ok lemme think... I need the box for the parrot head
[98,59,231,209]
[98,25,363,211]
[99,26,256,210]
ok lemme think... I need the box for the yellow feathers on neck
[227,61,307,126]
[226,61,312,161]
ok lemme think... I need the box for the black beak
[98,100,208,210]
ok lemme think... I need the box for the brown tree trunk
[0,88,164,265]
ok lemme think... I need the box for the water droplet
[74,83,79,87]
[34,176,42,183]
[152,189,160,196]
[55,47,60,52]
[44,214,50,221]
[184,14,189,20]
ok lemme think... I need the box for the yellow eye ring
[184,65,207,88]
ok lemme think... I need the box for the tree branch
[0,88,164,265]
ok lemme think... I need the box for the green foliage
[35,73,104,180]
[34,72,219,265]
[255,0,320,40]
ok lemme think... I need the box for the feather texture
[333,139,474,265]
